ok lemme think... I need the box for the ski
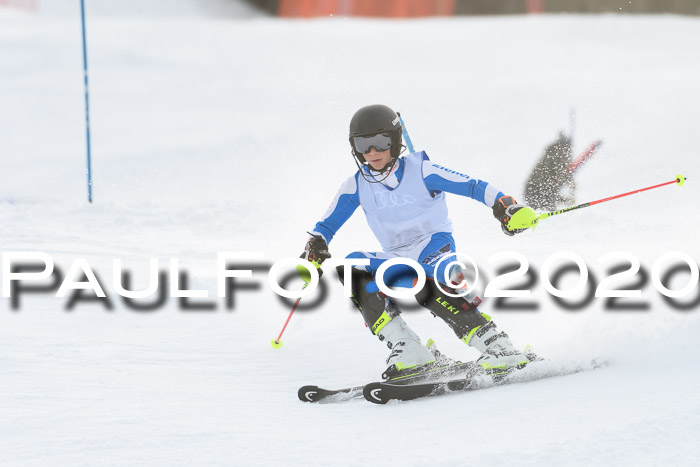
[298,360,477,403]
[363,357,607,404]
[298,384,366,403]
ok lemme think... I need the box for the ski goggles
[353,133,392,154]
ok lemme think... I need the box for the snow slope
[1,7,699,466]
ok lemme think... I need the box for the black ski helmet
[349,104,403,165]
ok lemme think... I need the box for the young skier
[301,104,532,380]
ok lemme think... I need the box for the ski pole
[397,112,415,153]
[508,174,687,231]
[271,262,320,349]
[568,140,602,173]
[271,282,308,349]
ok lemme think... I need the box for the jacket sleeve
[422,157,504,207]
[310,173,361,244]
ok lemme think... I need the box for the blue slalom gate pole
[397,112,415,153]
[80,0,93,203]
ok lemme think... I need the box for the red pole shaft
[274,282,309,344]
[274,296,302,344]
[537,175,685,224]
[568,140,601,173]
[588,178,680,207]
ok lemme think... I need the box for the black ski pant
[337,266,487,340]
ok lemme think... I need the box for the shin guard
[415,279,489,340]
[336,265,400,335]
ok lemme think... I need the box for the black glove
[300,233,331,276]
[492,195,527,236]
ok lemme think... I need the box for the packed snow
[1,2,699,466]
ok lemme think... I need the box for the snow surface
[1,5,699,466]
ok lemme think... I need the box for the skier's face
[364,147,392,171]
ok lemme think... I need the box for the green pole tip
[675,174,686,186]
[271,339,283,349]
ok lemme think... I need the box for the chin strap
[363,158,399,183]
[353,145,407,184]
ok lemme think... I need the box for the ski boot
[465,321,530,381]
[378,315,455,381]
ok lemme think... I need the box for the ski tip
[271,339,282,349]
[363,382,389,405]
[298,385,320,402]
[675,174,686,186]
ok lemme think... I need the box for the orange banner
[278,0,456,18]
